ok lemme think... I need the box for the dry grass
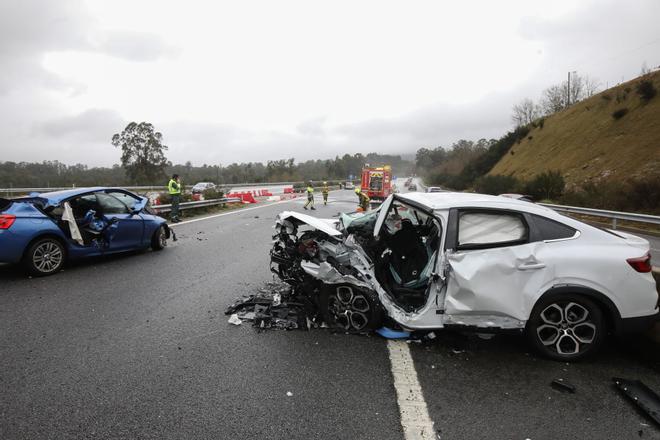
[490,71,660,187]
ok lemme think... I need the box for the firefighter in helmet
[321,181,329,205]
[304,181,316,210]
[355,187,370,211]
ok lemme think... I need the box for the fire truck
[360,165,393,202]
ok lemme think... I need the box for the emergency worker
[322,182,329,205]
[304,181,316,210]
[355,187,370,211]
[168,174,182,222]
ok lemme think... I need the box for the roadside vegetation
[417,68,660,214]
[0,152,413,189]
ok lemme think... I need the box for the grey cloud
[36,109,125,142]
[93,30,181,62]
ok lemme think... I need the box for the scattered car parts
[613,377,660,426]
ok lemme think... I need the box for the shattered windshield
[342,208,381,235]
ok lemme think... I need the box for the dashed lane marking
[387,340,436,440]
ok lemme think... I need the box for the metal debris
[613,377,660,426]
[551,378,576,394]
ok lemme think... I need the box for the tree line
[0,155,413,189]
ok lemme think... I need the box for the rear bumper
[619,310,660,335]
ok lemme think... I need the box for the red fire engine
[360,165,393,202]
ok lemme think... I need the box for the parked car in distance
[344,181,355,190]
[408,183,418,191]
[192,182,216,194]
[0,187,173,276]
[426,186,446,193]
[270,192,658,361]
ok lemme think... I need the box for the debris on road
[376,327,410,339]
[286,391,293,397]
[225,281,316,330]
[612,377,660,426]
[228,314,242,325]
[551,378,576,394]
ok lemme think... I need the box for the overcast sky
[1,0,659,167]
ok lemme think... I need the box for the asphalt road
[1,188,659,440]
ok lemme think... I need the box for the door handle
[517,262,546,270]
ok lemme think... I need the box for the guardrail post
[612,218,617,229]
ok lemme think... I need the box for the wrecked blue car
[0,187,173,276]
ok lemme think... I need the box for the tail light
[627,253,652,273]
[0,214,16,229]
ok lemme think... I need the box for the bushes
[559,175,660,214]
[524,170,565,200]
[611,108,628,119]
[474,175,521,195]
[636,80,657,102]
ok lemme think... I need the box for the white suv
[270,192,658,361]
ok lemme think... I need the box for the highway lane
[0,192,403,440]
[1,189,659,440]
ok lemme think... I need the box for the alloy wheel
[328,286,371,331]
[536,302,597,356]
[32,241,64,273]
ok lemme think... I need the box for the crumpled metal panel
[445,242,551,324]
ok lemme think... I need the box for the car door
[442,208,552,328]
[95,192,145,251]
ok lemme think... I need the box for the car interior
[372,200,442,312]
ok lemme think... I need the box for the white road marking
[168,190,346,227]
[387,340,436,440]
[168,198,297,227]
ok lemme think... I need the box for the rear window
[532,215,577,240]
[0,198,11,212]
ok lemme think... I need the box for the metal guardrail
[153,197,242,214]
[1,185,194,196]
[538,203,660,229]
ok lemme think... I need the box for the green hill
[489,71,660,188]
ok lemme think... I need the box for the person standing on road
[303,181,316,210]
[322,181,329,205]
[355,187,370,211]
[168,174,182,223]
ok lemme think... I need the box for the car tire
[23,237,66,277]
[526,293,605,361]
[322,285,383,331]
[151,225,167,251]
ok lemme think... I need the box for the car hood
[276,211,342,237]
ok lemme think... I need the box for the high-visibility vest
[306,186,314,194]
[322,186,329,194]
[168,179,181,195]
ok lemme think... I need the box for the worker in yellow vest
[322,182,329,205]
[355,187,370,211]
[168,174,182,222]
[303,181,316,210]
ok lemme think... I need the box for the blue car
[0,187,174,276]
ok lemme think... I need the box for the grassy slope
[489,71,660,187]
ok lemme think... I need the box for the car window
[458,211,528,249]
[69,194,98,218]
[95,192,129,214]
[531,214,577,240]
[107,191,139,210]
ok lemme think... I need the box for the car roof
[398,191,553,214]
[29,187,128,203]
